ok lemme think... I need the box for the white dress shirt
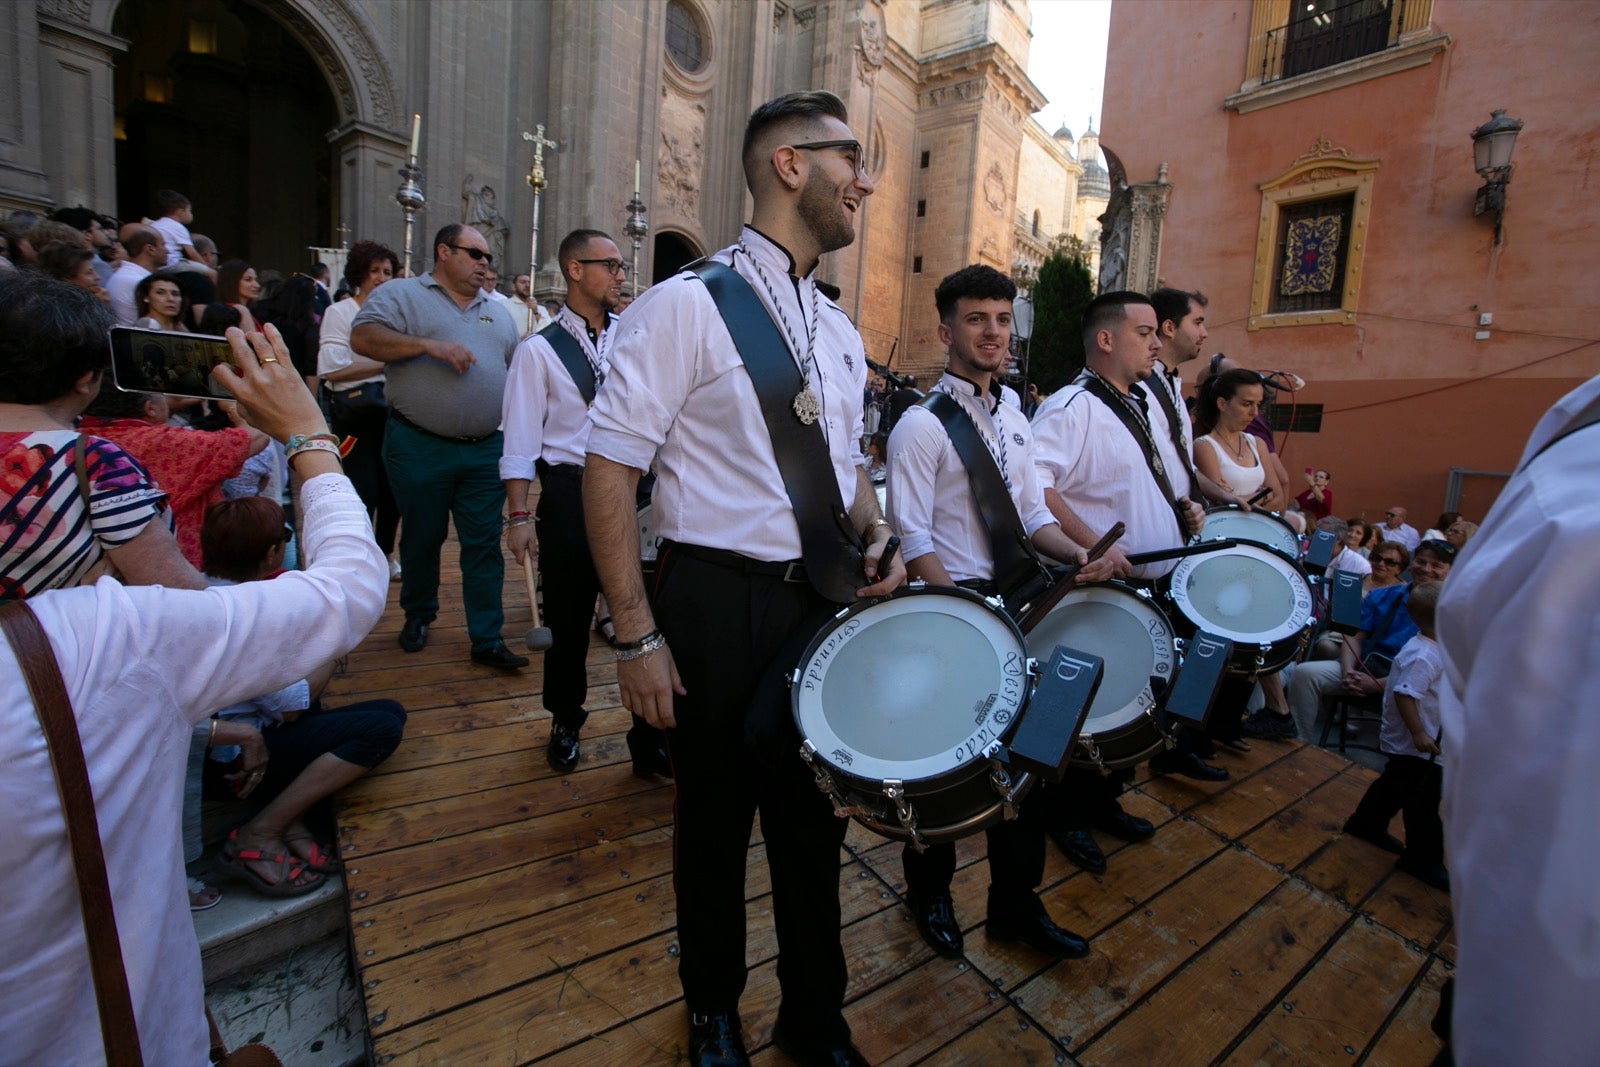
[1031,377,1186,580]
[316,297,383,389]
[0,474,385,1065]
[1146,365,1196,499]
[500,305,615,476]
[587,226,866,561]
[107,260,151,326]
[887,372,1055,583]
[1379,522,1420,551]
[1437,374,1600,1066]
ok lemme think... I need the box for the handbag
[326,379,387,417]
[0,600,282,1067]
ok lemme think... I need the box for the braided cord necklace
[940,381,1014,491]
[739,240,823,425]
[1084,367,1167,479]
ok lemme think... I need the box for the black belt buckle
[782,560,807,583]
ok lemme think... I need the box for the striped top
[0,431,170,600]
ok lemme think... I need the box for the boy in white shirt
[1342,581,1448,891]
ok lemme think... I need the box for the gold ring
[261,357,279,364]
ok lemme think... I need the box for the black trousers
[535,463,598,727]
[1348,753,1444,867]
[1047,765,1132,832]
[901,808,1046,919]
[328,399,399,555]
[652,545,852,1044]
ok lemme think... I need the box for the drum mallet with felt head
[520,554,554,652]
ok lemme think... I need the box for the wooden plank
[1014,845,1286,1050]
[1239,768,1371,873]
[840,958,1009,1066]
[912,1007,1069,1066]
[1295,829,1404,908]
[1186,744,1345,841]
[1222,919,1426,1066]
[1361,863,1452,951]
[1362,955,1449,1066]
[1078,879,1351,1064]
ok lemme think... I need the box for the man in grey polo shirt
[350,223,528,669]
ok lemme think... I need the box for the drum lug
[1076,734,1111,776]
[799,741,852,822]
[788,668,800,690]
[883,780,926,852]
[987,753,1022,821]
[983,594,1005,613]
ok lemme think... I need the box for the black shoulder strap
[1144,370,1202,492]
[539,321,595,406]
[1081,377,1188,540]
[919,391,1046,595]
[689,260,863,603]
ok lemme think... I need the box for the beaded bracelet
[613,628,662,652]
[616,632,666,662]
[285,438,342,464]
[504,514,534,530]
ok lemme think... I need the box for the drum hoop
[1201,505,1301,558]
[1168,544,1315,644]
[1028,582,1176,735]
[793,586,1028,784]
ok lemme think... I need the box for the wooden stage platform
[325,553,1452,1066]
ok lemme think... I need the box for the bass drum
[1201,505,1302,561]
[1025,582,1178,771]
[792,585,1034,847]
[1163,543,1315,675]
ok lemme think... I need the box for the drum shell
[791,585,1035,845]
[1024,582,1177,771]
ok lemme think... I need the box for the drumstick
[1016,522,1125,635]
[1124,538,1239,566]
[1246,486,1272,506]
[521,554,554,652]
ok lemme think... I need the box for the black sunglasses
[446,244,493,264]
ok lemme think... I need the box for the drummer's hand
[1180,497,1206,537]
[1078,545,1131,583]
[858,534,907,597]
[618,647,685,729]
[507,522,537,566]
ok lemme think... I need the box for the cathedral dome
[1080,158,1110,200]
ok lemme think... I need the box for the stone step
[205,932,367,1067]
[193,864,347,984]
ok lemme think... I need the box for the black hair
[557,228,616,270]
[343,239,400,291]
[1080,290,1154,355]
[1193,367,1266,436]
[49,206,100,232]
[198,303,242,336]
[934,265,1017,322]
[742,90,849,187]
[0,273,113,404]
[1149,287,1207,335]
[431,223,467,262]
[154,189,191,216]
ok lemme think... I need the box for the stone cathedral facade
[2,0,1106,380]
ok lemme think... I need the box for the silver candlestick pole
[624,181,649,299]
[521,124,558,335]
[395,156,425,278]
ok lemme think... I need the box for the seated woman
[1343,517,1374,558]
[1421,510,1461,543]
[0,273,203,598]
[1364,542,1411,597]
[1445,520,1478,549]
[200,494,405,896]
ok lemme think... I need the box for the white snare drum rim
[1168,544,1314,644]
[1025,584,1175,736]
[637,503,661,563]
[1202,507,1301,559]
[794,592,1028,784]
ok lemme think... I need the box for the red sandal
[218,829,324,897]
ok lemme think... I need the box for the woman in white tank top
[1192,369,1285,507]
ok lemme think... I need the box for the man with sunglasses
[351,223,526,669]
[1280,538,1455,739]
[1377,505,1421,552]
[584,90,899,1067]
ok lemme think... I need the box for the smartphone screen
[109,326,240,399]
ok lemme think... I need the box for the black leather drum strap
[1082,378,1188,541]
[539,321,596,405]
[919,391,1047,598]
[689,260,863,603]
[1144,370,1202,493]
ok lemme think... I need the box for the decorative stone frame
[1247,142,1378,331]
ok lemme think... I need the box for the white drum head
[1168,544,1314,644]
[1202,508,1300,559]
[794,591,1027,783]
[1026,585,1175,735]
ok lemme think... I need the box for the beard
[798,170,857,255]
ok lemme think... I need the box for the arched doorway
[652,231,703,285]
[112,0,336,271]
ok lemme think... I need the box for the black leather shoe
[398,617,429,653]
[687,1012,749,1067]
[471,641,529,670]
[986,907,1091,960]
[546,723,580,772]
[907,892,963,958]
[1149,749,1230,782]
[1049,828,1106,874]
[1395,856,1450,893]
[770,1023,869,1067]
[1092,810,1155,842]
[627,733,673,779]
[1343,819,1404,854]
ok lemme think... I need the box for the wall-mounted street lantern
[1471,109,1523,245]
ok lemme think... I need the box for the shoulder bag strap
[538,321,596,406]
[1143,370,1202,492]
[0,599,144,1067]
[918,391,1046,595]
[690,260,863,603]
[1081,378,1188,540]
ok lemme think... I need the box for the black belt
[956,578,1000,596]
[389,407,497,444]
[660,539,808,583]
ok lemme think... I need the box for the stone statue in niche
[1099,188,1131,292]
[461,176,509,268]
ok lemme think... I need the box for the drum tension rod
[883,781,925,852]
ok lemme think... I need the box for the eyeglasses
[791,139,866,177]
[576,258,629,275]
[1384,510,1401,518]
[446,244,493,264]
[1372,557,1402,568]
